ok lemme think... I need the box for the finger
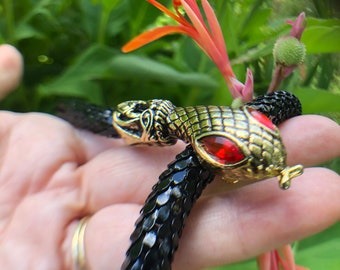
[174,168,340,269]
[63,167,340,270]
[0,112,86,210]
[0,111,182,212]
[63,204,140,270]
[280,114,340,166]
[0,44,23,98]
[77,142,186,211]
[77,115,339,210]
[0,111,125,163]
[205,114,340,195]
[0,181,78,269]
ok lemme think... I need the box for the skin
[0,45,339,270]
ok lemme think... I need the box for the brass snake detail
[112,97,303,189]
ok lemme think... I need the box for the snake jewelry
[58,90,304,270]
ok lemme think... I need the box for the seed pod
[273,36,306,66]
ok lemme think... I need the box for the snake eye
[247,108,275,130]
[198,136,245,165]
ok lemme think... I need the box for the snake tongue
[247,107,276,130]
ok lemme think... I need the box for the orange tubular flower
[122,0,254,102]
[257,245,309,270]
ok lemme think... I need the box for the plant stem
[268,66,284,93]
[97,9,110,44]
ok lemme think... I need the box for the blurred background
[0,0,339,269]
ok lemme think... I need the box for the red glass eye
[248,108,275,130]
[199,136,245,165]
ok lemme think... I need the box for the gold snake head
[112,99,177,146]
[186,106,303,189]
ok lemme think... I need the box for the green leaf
[110,55,219,89]
[241,7,272,42]
[302,25,340,53]
[297,237,340,269]
[14,23,45,40]
[307,18,340,28]
[91,0,120,11]
[231,41,275,65]
[20,0,57,25]
[294,88,340,114]
[38,44,116,101]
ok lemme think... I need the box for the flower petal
[241,68,254,102]
[281,245,296,270]
[286,12,306,40]
[122,26,188,53]
[257,253,272,270]
[230,70,254,102]
[181,1,226,73]
[201,0,229,62]
[181,0,205,24]
[181,1,214,53]
[147,0,183,24]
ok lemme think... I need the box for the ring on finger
[72,216,90,270]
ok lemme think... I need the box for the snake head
[112,99,177,146]
[189,106,303,188]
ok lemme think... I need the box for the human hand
[0,46,339,270]
[0,44,23,99]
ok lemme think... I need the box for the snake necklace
[58,90,304,270]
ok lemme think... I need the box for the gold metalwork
[278,164,304,189]
[111,100,303,188]
[112,99,177,146]
[72,216,90,270]
[167,105,300,184]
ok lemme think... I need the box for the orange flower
[122,0,254,102]
[257,245,309,270]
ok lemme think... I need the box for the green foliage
[0,0,339,269]
[296,222,340,269]
[302,18,340,53]
[0,0,339,111]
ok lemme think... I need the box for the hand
[0,46,340,270]
[0,44,23,99]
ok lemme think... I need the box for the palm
[0,111,187,269]
[0,112,89,269]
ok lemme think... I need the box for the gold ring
[72,216,90,270]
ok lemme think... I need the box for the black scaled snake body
[58,90,304,270]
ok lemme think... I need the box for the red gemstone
[248,108,275,130]
[200,136,245,165]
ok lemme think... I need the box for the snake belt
[58,90,304,270]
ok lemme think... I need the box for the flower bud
[273,36,306,66]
